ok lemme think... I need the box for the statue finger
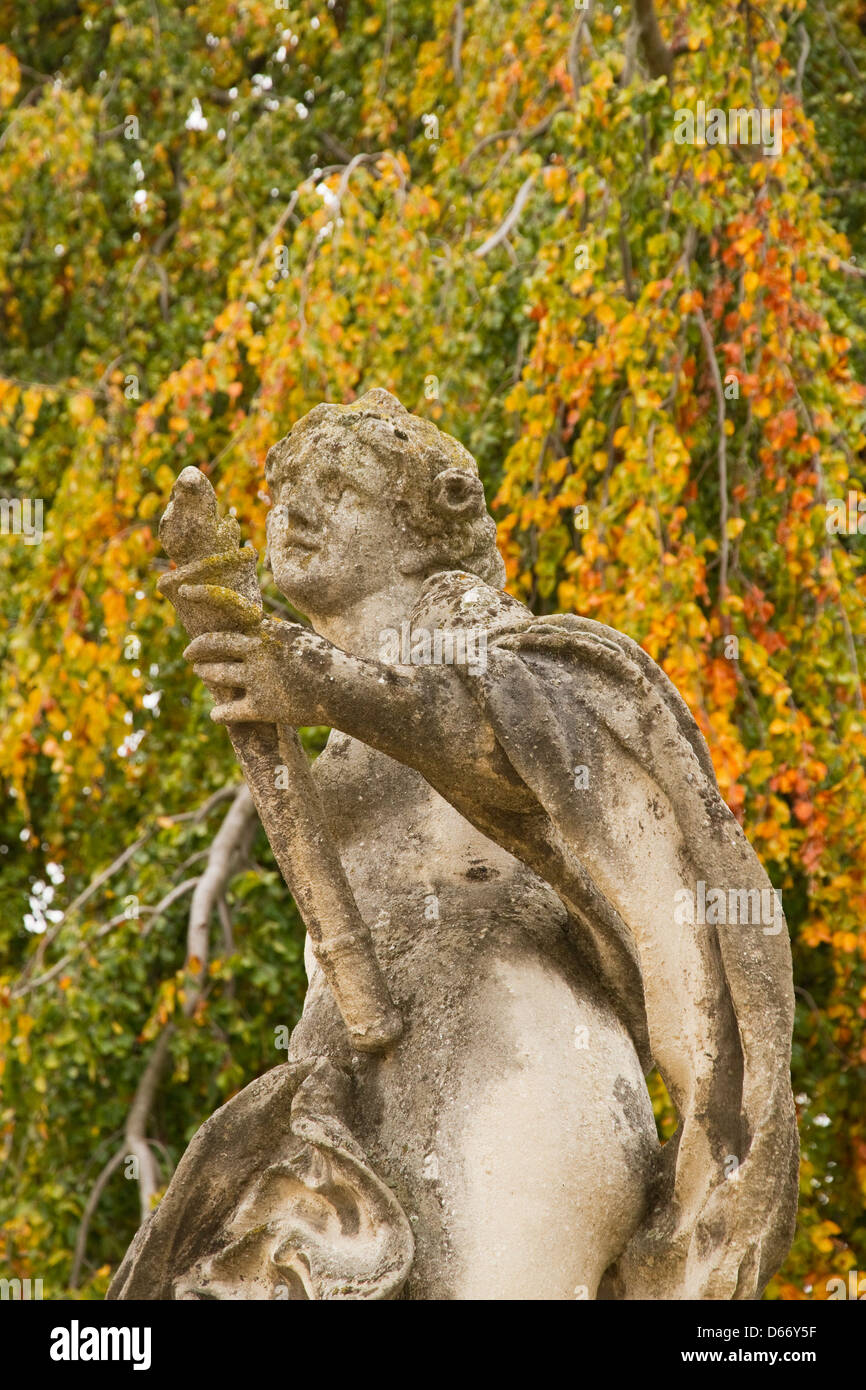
[184,631,256,662]
[177,583,263,629]
[193,662,248,687]
[210,698,258,724]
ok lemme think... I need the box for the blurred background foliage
[0,0,864,1299]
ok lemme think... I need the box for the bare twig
[186,785,256,983]
[459,106,566,173]
[318,132,353,163]
[787,377,864,711]
[622,14,640,87]
[474,167,554,258]
[126,1029,174,1219]
[795,23,810,103]
[568,4,593,98]
[17,786,240,989]
[19,833,149,986]
[452,1,464,86]
[217,895,235,955]
[138,876,202,937]
[695,308,729,626]
[461,127,520,170]
[14,878,200,1000]
[249,190,301,280]
[377,0,394,100]
[122,784,258,1222]
[816,0,862,83]
[821,252,866,279]
[70,1148,126,1288]
[620,217,636,300]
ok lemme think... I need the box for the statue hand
[183,619,306,725]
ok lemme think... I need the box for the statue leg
[357,947,660,1301]
[439,957,658,1299]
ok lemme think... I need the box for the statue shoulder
[410,569,532,636]
[410,582,719,792]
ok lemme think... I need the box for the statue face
[266,438,408,615]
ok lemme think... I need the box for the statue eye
[321,473,347,504]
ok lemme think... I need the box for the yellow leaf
[69,393,95,426]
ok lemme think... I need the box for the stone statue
[108,389,798,1301]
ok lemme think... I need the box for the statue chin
[269,552,332,612]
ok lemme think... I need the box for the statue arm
[184,617,534,812]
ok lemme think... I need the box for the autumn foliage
[0,0,865,1298]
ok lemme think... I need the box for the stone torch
[157,466,402,1054]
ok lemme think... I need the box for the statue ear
[430,468,486,519]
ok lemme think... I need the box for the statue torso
[288,730,659,1299]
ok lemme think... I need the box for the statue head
[264,389,505,616]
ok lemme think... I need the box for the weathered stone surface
[109,388,797,1301]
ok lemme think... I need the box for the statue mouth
[282,531,319,552]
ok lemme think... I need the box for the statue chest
[305,729,571,981]
[313,729,526,891]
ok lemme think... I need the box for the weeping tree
[1,0,864,1298]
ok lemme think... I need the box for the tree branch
[695,307,729,625]
[14,878,205,999]
[459,105,566,174]
[185,785,257,985]
[474,167,554,257]
[122,783,259,1223]
[125,1028,174,1220]
[16,786,240,994]
[567,3,593,99]
[70,1148,126,1288]
[787,379,865,711]
[452,1,464,86]
[795,23,810,103]
[634,0,674,81]
[816,0,862,84]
